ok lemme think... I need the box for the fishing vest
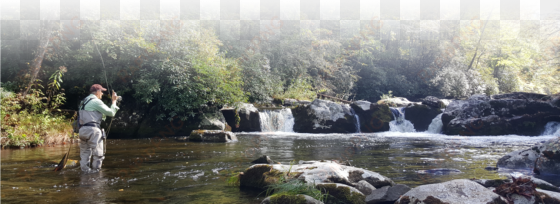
[79,97,103,128]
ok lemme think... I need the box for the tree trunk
[23,20,57,96]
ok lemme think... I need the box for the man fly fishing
[78,84,119,172]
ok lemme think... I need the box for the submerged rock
[404,104,443,132]
[394,179,504,204]
[189,130,237,142]
[221,103,261,132]
[442,92,560,136]
[416,168,463,175]
[351,101,394,133]
[292,99,357,133]
[261,194,324,204]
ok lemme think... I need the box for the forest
[1,7,560,145]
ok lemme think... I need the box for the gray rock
[198,112,226,130]
[510,193,535,204]
[366,184,411,204]
[523,176,560,193]
[471,178,510,188]
[355,180,376,195]
[442,92,560,136]
[394,179,504,204]
[421,96,450,109]
[350,102,394,133]
[292,99,358,133]
[378,97,418,107]
[537,189,560,201]
[189,130,237,142]
[221,103,261,132]
[261,194,324,204]
[535,137,560,175]
[353,100,372,111]
[497,148,541,169]
[251,155,275,164]
[404,104,443,132]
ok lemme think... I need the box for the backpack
[72,97,94,133]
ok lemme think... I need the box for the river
[1,132,558,203]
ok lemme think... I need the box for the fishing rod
[91,38,121,155]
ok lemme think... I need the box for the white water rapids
[258,108,295,132]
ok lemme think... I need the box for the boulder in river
[238,161,395,190]
[351,101,394,133]
[251,155,275,164]
[394,179,505,204]
[189,130,237,142]
[442,92,560,136]
[221,103,261,132]
[404,104,443,132]
[292,99,357,133]
[198,111,226,130]
[261,194,324,204]
[535,137,560,175]
[365,184,411,204]
[497,148,541,169]
[421,96,451,109]
[316,183,365,204]
[377,97,418,107]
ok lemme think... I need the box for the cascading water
[351,108,360,133]
[389,107,416,132]
[259,108,295,132]
[426,113,443,134]
[542,121,560,136]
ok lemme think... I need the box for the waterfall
[426,113,443,134]
[259,108,295,132]
[542,121,560,136]
[389,107,416,132]
[351,108,360,133]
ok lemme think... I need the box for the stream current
[2,132,559,203]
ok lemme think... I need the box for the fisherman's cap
[90,84,107,93]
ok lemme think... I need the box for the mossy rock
[316,183,365,204]
[239,164,274,189]
[262,194,324,204]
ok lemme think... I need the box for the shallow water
[1,132,558,203]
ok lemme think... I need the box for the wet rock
[472,178,510,188]
[251,155,275,164]
[394,179,504,204]
[239,161,395,190]
[365,184,411,204]
[537,189,560,202]
[535,137,560,175]
[261,194,324,204]
[239,164,278,189]
[198,112,226,130]
[292,99,357,133]
[403,104,443,132]
[189,130,237,142]
[421,96,450,109]
[316,183,365,204]
[351,102,394,133]
[221,103,261,132]
[442,92,560,136]
[355,180,376,195]
[497,149,541,169]
[283,99,311,107]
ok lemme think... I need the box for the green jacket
[82,94,119,121]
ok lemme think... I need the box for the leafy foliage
[493,177,537,204]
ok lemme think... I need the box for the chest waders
[78,97,106,172]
